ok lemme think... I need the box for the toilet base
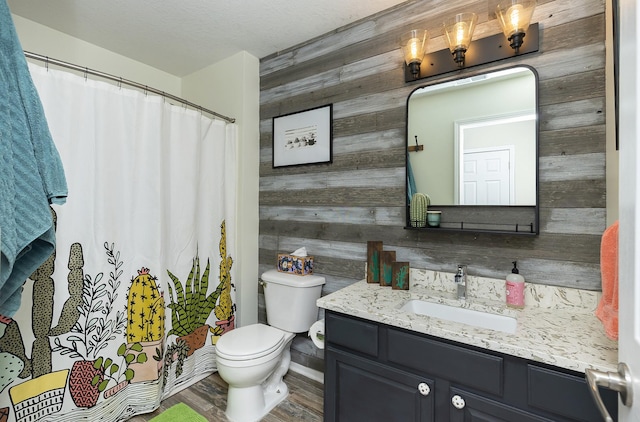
[223,337,294,422]
[225,381,289,422]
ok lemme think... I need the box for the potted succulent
[93,342,147,398]
[166,254,222,356]
[125,267,165,383]
[163,222,234,387]
[53,243,144,407]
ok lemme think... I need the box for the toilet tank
[261,269,325,333]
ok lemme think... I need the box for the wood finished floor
[128,371,323,421]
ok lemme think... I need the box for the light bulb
[507,4,525,34]
[455,22,468,47]
[443,13,477,65]
[401,30,428,65]
[400,29,429,78]
[409,38,420,60]
[496,0,536,52]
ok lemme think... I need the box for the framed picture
[272,104,333,168]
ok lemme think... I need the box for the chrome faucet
[455,265,467,300]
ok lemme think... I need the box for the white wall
[12,14,181,95]
[12,15,261,328]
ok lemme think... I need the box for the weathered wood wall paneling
[258,0,607,371]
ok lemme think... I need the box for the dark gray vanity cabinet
[324,311,617,422]
[327,348,435,421]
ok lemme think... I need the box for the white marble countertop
[317,270,618,374]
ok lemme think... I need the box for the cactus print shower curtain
[0,63,237,422]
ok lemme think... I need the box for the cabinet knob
[451,394,466,409]
[417,382,431,396]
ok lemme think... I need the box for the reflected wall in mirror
[406,65,538,234]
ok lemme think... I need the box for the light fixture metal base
[404,23,539,82]
[408,61,421,79]
[509,31,526,52]
[452,48,467,67]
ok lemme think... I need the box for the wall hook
[408,135,424,152]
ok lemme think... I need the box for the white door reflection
[462,146,513,205]
[454,112,536,205]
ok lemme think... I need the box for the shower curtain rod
[23,50,236,124]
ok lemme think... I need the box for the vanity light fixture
[496,0,537,53]
[402,8,539,83]
[443,13,478,67]
[400,29,429,79]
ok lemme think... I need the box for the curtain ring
[84,67,88,81]
[144,85,148,96]
[118,77,122,90]
[45,56,49,72]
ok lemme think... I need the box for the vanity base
[324,311,617,422]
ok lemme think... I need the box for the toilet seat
[215,323,285,361]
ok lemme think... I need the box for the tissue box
[277,253,314,275]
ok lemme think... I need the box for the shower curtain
[0,63,237,421]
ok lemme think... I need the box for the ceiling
[7,0,409,77]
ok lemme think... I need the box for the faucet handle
[455,265,467,299]
[455,265,467,283]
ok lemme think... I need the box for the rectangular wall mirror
[406,65,539,234]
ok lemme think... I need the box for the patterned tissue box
[277,253,314,275]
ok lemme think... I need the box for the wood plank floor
[128,371,324,421]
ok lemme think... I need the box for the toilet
[215,269,325,422]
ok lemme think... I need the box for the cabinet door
[448,388,554,422]
[527,364,618,421]
[325,347,435,422]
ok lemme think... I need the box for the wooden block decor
[392,262,410,290]
[366,241,383,283]
[380,251,396,286]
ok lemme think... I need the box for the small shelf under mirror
[405,223,537,236]
[405,205,538,235]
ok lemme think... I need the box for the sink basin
[400,299,518,334]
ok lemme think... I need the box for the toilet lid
[215,324,285,361]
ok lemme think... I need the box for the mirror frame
[405,65,539,235]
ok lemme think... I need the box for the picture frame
[392,262,410,291]
[272,104,333,168]
[379,250,396,287]
[366,241,383,284]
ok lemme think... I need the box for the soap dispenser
[506,261,525,309]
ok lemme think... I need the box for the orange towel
[595,220,619,340]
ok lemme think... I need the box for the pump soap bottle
[506,261,525,309]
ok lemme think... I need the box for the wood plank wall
[258,0,607,372]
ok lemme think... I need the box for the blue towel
[0,0,67,317]
[407,152,417,202]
